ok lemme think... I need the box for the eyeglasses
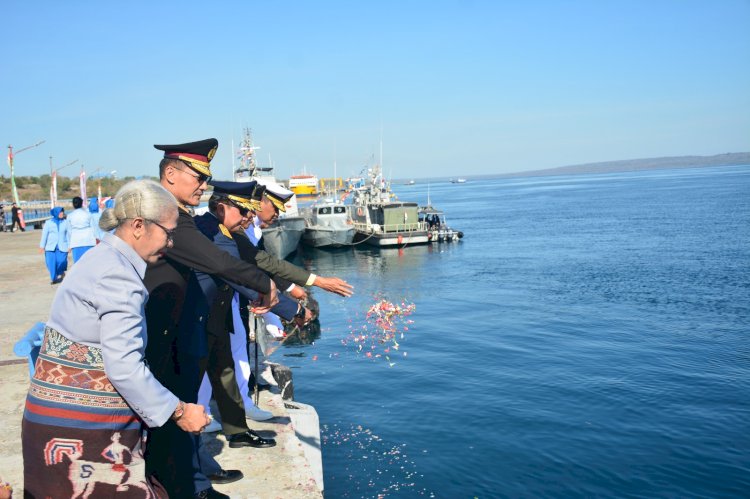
[149,220,176,243]
[175,163,211,184]
[223,199,250,217]
[233,202,250,217]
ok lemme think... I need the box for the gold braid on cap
[265,195,286,211]
[226,194,254,211]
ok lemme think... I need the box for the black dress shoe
[194,488,230,499]
[227,429,276,448]
[208,468,243,484]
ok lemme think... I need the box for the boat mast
[230,137,235,179]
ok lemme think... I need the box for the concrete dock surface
[0,230,322,498]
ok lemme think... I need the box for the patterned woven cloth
[22,326,165,498]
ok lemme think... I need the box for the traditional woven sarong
[22,326,165,498]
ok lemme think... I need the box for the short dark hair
[72,197,83,209]
[208,194,233,214]
[159,158,184,179]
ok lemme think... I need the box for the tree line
[0,174,153,202]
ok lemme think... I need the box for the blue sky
[2,0,749,180]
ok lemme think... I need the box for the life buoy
[357,207,364,217]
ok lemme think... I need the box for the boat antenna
[427,180,432,206]
[333,139,337,194]
[379,131,383,170]
[231,137,235,178]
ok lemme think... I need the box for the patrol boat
[301,198,355,248]
[417,185,463,243]
[234,128,304,259]
[418,205,464,242]
[349,164,429,247]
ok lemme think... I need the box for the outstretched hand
[313,276,354,297]
[251,280,279,314]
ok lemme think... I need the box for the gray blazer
[46,232,178,427]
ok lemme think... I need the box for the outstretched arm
[311,275,354,297]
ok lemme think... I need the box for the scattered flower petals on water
[322,422,433,497]
[338,298,417,366]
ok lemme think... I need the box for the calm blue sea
[281,165,750,498]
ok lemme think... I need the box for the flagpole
[79,165,87,201]
[49,158,79,207]
[7,141,45,204]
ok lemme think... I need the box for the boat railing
[352,220,428,233]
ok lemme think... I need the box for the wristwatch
[171,400,185,421]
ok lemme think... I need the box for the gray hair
[99,179,177,232]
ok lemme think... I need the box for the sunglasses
[175,163,211,184]
[226,199,250,217]
[149,220,176,243]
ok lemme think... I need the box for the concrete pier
[0,230,322,498]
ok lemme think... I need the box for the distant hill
[497,152,750,179]
[500,152,750,177]
[396,153,750,184]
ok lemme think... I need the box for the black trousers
[11,216,24,231]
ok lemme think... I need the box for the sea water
[278,165,750,498]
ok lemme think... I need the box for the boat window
[334,206,346,214]
[319,207,332,215]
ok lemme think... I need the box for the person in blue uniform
[67,196,96,262]
[89,197,104,241]
[39,207,70,284]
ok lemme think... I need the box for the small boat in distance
[301,198,355,248]
[407,179,416,185]
[450,178,467,184]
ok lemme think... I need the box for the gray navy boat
[301,198,355,248]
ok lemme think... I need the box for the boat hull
[302,226,356,248]
[290,185,318,196]
[353,228,430,247]
[262,217,305,259]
